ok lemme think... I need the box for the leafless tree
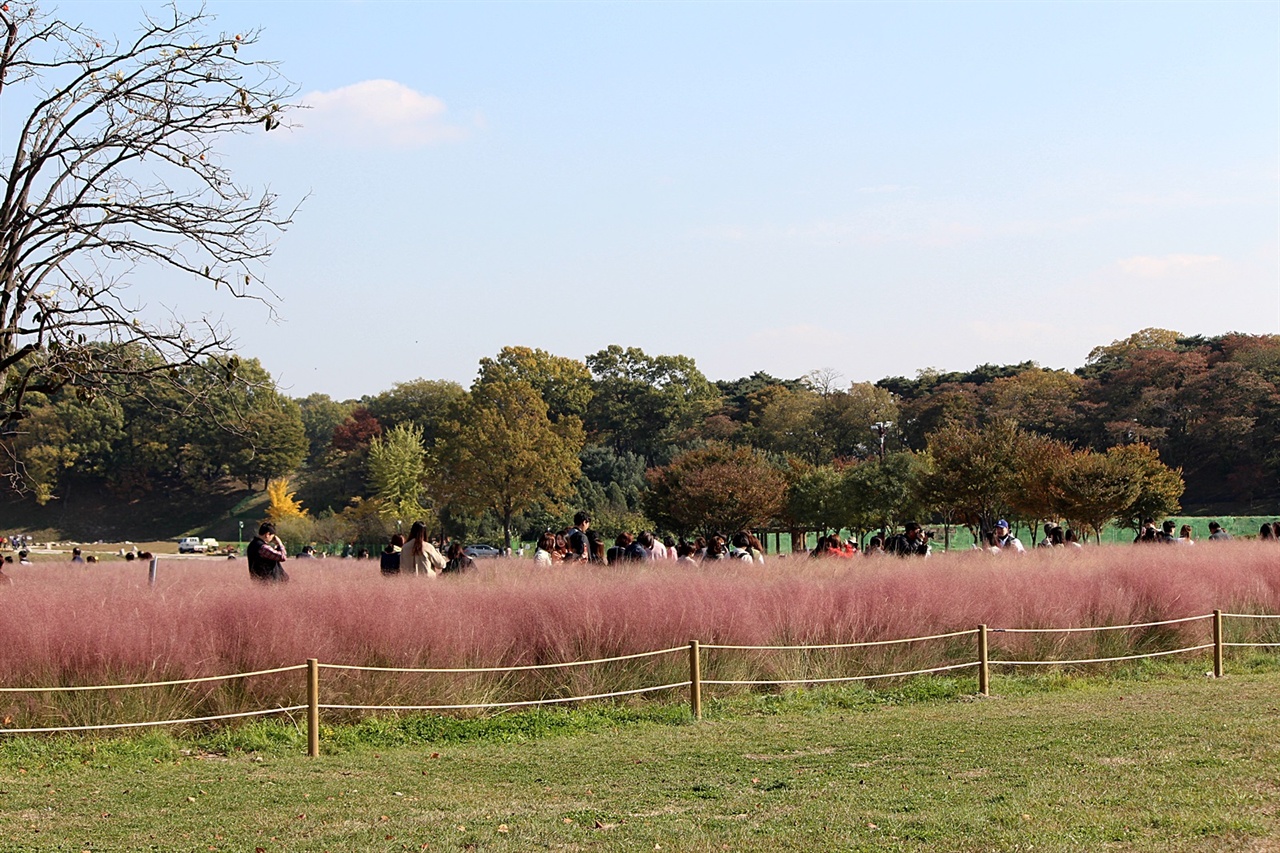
[0,2,296,429]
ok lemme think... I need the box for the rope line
[991,643,1214,667]
[318,646,687,674]
[991,614,1212,634]
[702,661,979,686]
[0,705,308,735]
[703,629,975,652]
[318,681,690,711]
[1221,613,1280,620]
[1223,642,1280,648]
[0,664,309,694]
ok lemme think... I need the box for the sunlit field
[3,542,1279,729]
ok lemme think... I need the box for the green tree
[297,393,354,463]
[431,381,584,551]
[585,346,720,463]
[477,347,594,422]
[645,443,787,536]
[843,452,928,538]
[752,386,823,462]
[368,423,429,525]
[784,464,848,535]
[813,383,899,460]
[363,379,467,444]
[6,393,124,503]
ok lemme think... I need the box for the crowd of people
[526,513,769,566]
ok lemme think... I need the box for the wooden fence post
[307,658,320,757]
[1213,610,1224,679]
[148,557,158,589]
[977,625,990,697]
[688,640,702,721]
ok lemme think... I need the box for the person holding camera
[885,522,931,557]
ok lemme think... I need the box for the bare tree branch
[0,2,297,429]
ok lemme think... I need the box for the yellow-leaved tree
[266,477,307,521]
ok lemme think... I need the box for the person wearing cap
[993,520,1025,553]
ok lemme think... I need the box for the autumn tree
[0,4,296,472]
[645,443,787,536]
[1054,450,1138,543]
[1108,442,1184,531]
[431,380,584,551]
[923,419,1030,537]
[266,476,306,521]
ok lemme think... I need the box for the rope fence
[1,607,1277,753]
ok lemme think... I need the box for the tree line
[5,329,1275,548]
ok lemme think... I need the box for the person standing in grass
[1208,522,1232,541]
[403,521,446,577]
[1178,525,1195,545]
[567,512,593,563]
[247,522,289,584]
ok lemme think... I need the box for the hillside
[1,479,267,543]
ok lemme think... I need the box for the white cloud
[1117,254,1223,278]
[296,80,468,148]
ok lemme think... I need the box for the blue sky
[50,1,1280,398]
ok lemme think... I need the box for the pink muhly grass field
[1,542,1278,727]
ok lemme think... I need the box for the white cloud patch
[1117,254,1223,278]
[296,80,468,148]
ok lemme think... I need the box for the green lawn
[2,663,1278,851]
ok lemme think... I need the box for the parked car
[178,537,206,553]
[463,544,502,559]
[201,538,220,551]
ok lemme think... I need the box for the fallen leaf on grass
[594,820,618,831]
[497,824,509,833]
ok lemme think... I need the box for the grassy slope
[2,666,1278,852]
[0,480,266,542]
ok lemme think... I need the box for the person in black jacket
[380,533,405,575]
[247,522,289,583]
[884,522,930,558]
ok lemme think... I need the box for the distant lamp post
[872,421,894,461]
[238,520,244,554]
